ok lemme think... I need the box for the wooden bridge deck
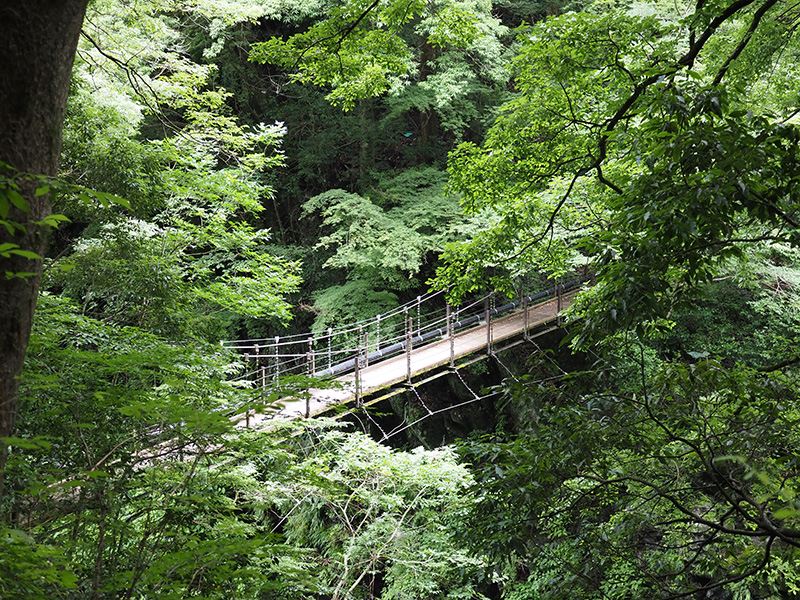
[252,293,574,425]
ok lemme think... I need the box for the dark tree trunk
[0,1,89,499]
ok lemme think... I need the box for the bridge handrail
[222,288,447,347]
[312,278,584,378]
[223,289,492,354]
[225,276,589,385]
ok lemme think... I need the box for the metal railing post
[354,335,362,408]
[358,325,363,368]
[557,280,563,314]
[375,314,381,351]
[326,328,333,370]
[273,336,280,382]
[485,294,492,355]
[252,344,261,428]
[416,295,422,335]
[243,350,252,427]
[405,310,412,383]
[254,344,260,386]
[523,295,530,340]
[447,303,454,367]
[305,338,312,417]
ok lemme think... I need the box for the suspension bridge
[222,278,587,426]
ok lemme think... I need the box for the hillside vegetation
[2,0,800,598]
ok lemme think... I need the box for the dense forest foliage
[2,0,800,598]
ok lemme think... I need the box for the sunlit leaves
[438,3,800,340]
[261,424,484,599]
[302,167,469,323]
[251,26,413,110]
[249,0,504,110]
[0,528,78,600]
[56,5,299,340]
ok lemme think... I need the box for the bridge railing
[224,288,448,381]
[222,276,589,387]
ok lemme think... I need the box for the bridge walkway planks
[252,293,575,424]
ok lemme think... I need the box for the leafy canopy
[436,0,800,344]
[53,0,302,340]
[249,0,507,110]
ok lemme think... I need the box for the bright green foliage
[12,0,800,598]
[0,161,92,280]
[250,1,416,109]
[259,423,488,600]
[60,81,157,210]
[54,0,301,340]
[50,216,299,338]
[383,34,511,140]
[0,529,78,600]
[4,294,268,597]
[7,300,488,599]
[305,169,460,283]
[3,2,317,582]
[386,1,510,139]
[438,10,678,297]
[5,281,487,599]
[436,2,800,344]
[310,279,400,333]
[303,167,472,326]
[245,0,514,255]
[250,0,508,116]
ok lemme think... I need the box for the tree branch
[712,0,781,85]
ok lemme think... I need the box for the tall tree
[0,1,90,491]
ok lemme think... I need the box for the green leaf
[0,243,38,261]
[7,189,29,213]
[37,213,70,229]
[84,470,110,479]
[0,436,52,450]
[77,190,131,210]
[10,249,40,260]
[4,271,36,280]
[772,506,799,520]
